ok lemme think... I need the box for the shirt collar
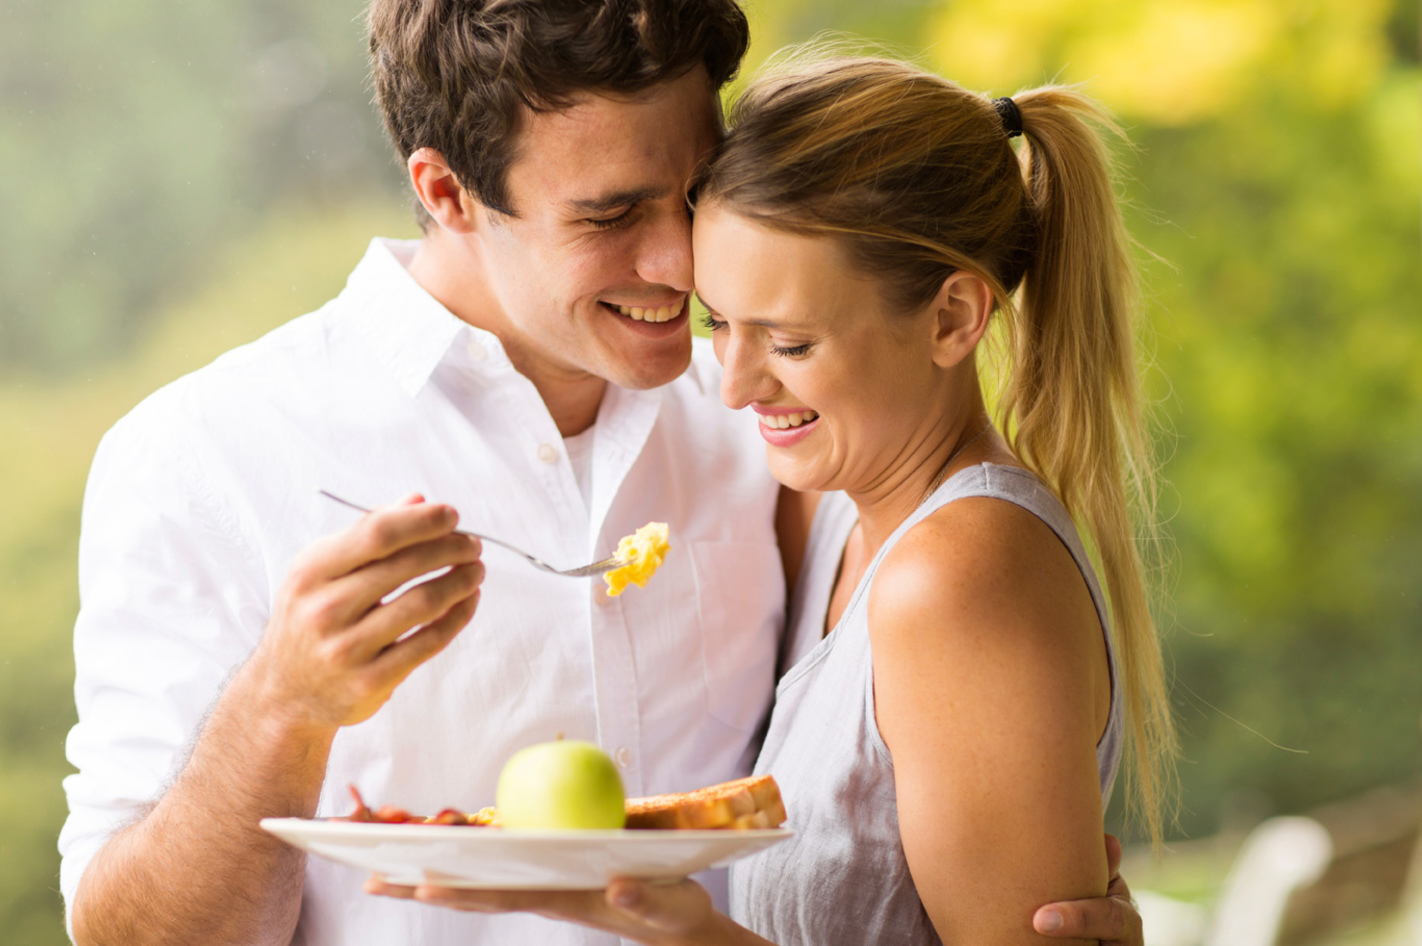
[682,341,709,396]
[588,382,663,538]
[338,241,677,450]
[342,237,508,397]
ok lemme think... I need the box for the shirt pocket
[689,540,786,733]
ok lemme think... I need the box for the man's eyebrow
[566,186,667,215]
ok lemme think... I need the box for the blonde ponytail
[697,53,1177,845]
[1006,87,1178,846]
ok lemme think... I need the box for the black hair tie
[993,96,1023,138]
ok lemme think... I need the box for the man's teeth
[759,410,819,430]
[614,299,685,323]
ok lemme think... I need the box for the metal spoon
[318,489,623,578]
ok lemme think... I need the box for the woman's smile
[753,406,821,445]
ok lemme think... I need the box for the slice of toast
[624,774,785,830]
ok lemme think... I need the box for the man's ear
[928,270,995,369]
[408,147,479,234]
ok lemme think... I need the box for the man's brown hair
[368,0,750,221]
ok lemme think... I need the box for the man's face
[466,68,720,392]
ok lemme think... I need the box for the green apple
[495,739,626,829]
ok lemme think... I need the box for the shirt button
[536,443,558,463]
[615,746,632,769]
[466,339,489,362]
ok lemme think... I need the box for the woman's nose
[716,330,777,410]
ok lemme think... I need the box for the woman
[373,53,1174,944]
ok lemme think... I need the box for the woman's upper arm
[869,497,1110,945]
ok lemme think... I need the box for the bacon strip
[340,785,493,826]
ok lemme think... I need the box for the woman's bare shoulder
[868,494,1112,942]
[868,493,1102,683]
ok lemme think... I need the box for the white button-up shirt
[60,239,785,945]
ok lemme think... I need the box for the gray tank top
[730,463,1123,944]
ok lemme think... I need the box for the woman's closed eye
[701,312,812,357]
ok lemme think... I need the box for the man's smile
[597,296,688,327]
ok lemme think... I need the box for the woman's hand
[364,876,773,946]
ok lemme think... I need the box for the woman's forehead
[693,206,879,325]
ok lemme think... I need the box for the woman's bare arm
[870,496,1112,944]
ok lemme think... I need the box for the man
[59,1,1142,943]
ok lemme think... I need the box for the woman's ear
[928,270,995,369]
[408,147,480,234]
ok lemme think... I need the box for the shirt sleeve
[59,393,271,932]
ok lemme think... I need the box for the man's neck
[529,372,605,438]
[406,236,605,438]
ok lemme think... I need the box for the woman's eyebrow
[565,186,666,215]
[697,293,794,330]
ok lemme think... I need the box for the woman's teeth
[615,299,685,323]
[759,410,819,430]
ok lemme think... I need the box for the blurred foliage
[0,0,404,374]
[0,202,416,942]
[923,0,1422,838]
[0,0,1419,941]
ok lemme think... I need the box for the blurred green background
[1,0,1418,942]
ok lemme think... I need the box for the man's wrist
[203,657,340,818]
[230,649,342,745]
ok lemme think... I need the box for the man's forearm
[72,661,338,946]
[70,498,482,945]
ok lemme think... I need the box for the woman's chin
[766,457,830,494]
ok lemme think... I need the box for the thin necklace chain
[921,421,993,504]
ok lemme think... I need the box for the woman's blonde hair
[696,53,1177,844]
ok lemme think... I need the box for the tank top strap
[844,462,1108,632]
[870,463,1123,779]
[835,462,1120,757]
[780,490,860,677]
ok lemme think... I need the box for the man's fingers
[1107,870,1133,903]
[1105,833,1123,878]
[366,878,713,941]
[354,562,484,655]
[365,877,575,915]
[336,532,482,617]
[1033,833,1139,944]
[303,500,462,581]
[368,590,480,680]
[1033,896,1135,941]
[365,877,418,900]
[411,885,607,920]
[605,878,712,934]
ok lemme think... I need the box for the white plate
[260,818,793,889]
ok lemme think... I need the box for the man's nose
[634,204,693,292]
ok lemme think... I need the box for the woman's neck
[845,402,997,562]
